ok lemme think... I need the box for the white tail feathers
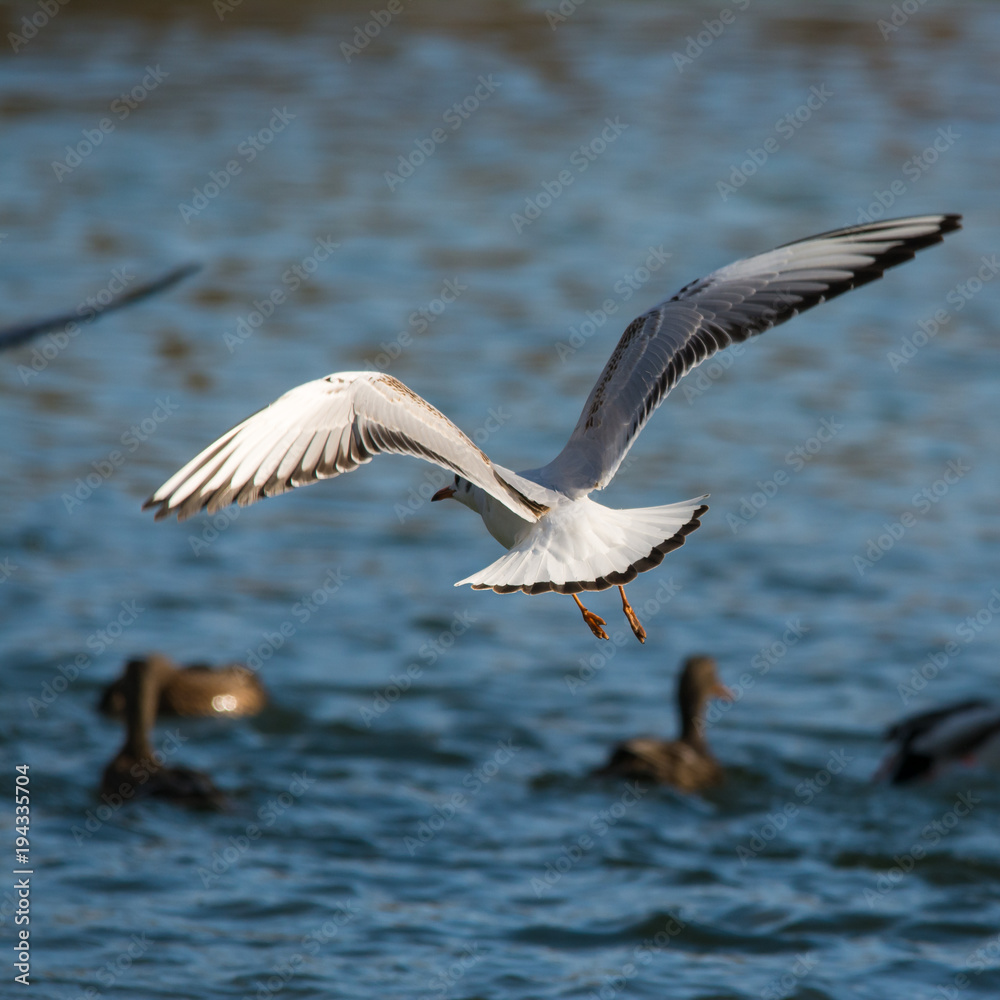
[455,496,708,595]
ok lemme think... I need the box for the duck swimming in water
[595,655,732,793]
[100,655,226,809]
[99,653,267,718]
[876,699,1000,784]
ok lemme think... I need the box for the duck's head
[678,655,733,738]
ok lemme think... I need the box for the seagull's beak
[431,486,456,502]
[712,681,734,702]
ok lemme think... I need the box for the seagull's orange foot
[573,593,609,641]
[618,585,646,644]
[583,610,610,641]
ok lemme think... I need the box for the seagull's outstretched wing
[541,214,962,495]
[144,371,544,522]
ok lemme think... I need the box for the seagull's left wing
[540,214,962,495]
[144,371,545,522]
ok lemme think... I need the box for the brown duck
[100,655,226,808]
[595,655,732,793]
[99,653,267,718]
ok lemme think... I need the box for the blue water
[2,1,1000,997]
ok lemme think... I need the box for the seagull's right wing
[144,371,544,522]
[541,215,962,495]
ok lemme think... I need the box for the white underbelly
[479,495,537,549]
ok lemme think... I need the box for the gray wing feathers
[543,214,961,494]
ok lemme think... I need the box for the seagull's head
[432,474,480,512]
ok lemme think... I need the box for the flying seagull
[145,215,960,642]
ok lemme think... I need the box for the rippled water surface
[2,1,1000,997]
